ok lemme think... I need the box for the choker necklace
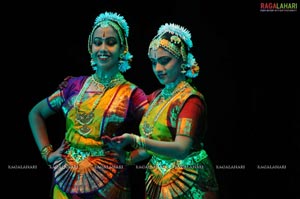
[142,81,189,137]
[160,78,184,99]
[92,73,124,88]
[74,73,125,135]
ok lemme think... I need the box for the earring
[90,59,97,71]
[181,64,187,74]
[119,53,124,60]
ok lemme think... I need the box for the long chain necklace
[74,73,125,135]
[142,81,189,137]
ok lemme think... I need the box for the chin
[158,80,166,85]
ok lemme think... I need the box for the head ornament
[149,23,200,78]
[158,23,193,49]
[94,12,129,37]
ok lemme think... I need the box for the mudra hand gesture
[102,133,134,150]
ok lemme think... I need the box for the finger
[61,139,67,146]
[101,136,112,143]
[63,142,70,149]
[111,137,121,142]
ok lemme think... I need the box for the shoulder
[122,80,138,89]
[61,75,89,97]
[60,75,89,90]
[123,82,147,99]
[147,89,162,102]
[66,76,89,85]
[185,83,205,101]
[185,88,206,110]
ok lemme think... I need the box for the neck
[92,71,124,89]
[165,75,185,90]
[95,69,119,83]
[161,76,186,99]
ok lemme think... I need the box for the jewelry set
[40,144,53,165]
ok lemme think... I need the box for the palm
[112,133,132,149]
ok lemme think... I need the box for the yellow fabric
[140,82,199,159]
[51,80,137,196]
[53,184,70,199]
[140,81,218,198]
[65,85,124,146]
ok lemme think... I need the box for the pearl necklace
[142,81,189,138]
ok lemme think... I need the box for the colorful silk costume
[47,74,148,198]
[140,81,219,199]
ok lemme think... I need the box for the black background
[6,0,299,198]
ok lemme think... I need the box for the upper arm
[174,96,205,155]
[176,96,204,138]
[130,88,149,120]
[30,87,66,119]
[29,98,56,119]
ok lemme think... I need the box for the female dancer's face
[148,47,182,85]
[91,26,123,72]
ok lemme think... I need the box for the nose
[154,63,164,72]
[98,43,108,52]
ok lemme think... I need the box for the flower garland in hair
[94,12,129,37]
[158,23,193,49]
[158,23,199,78]
[118,51,133,72]
[185,53,199,78]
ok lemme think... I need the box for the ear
[120,45,126,54]
[119,46,126,60]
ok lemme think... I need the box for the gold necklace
[74,73,125,135]
[160,77,183,99]
[142,81,189,137]
[92,73,124,88]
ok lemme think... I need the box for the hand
[105,149,127,164]
[48,139,70,164]
[101,135,118,149]
[101,135,126,164]
[101,135,113,144]
[111,133,133,150]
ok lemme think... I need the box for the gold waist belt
[65,146,105,163]
[149,150,208,175]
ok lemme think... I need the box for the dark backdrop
[6,0,299,198]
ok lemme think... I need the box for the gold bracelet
[40,144,53,165]
[131,135,146,149]
[139,137,146,149]
[131,134,139,149]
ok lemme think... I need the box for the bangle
[131,135,146,149]
[139,137,146,149]
[131,134,138,148]
[125,151,134,165]
[40,144,53,165]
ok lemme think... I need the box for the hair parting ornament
[149,23,200,78]
[88,12,133,72]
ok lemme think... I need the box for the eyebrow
[94,36,116,40]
